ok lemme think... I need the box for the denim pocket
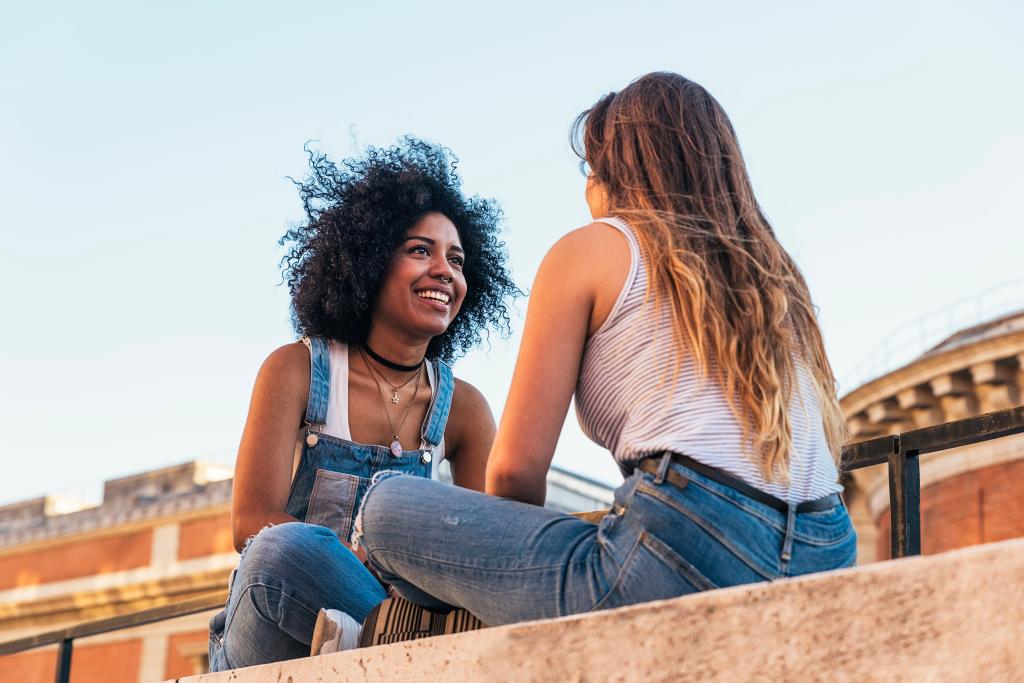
[638,531,718,591]
[633,480,779,582]
[794,506,857,547]
[592,529,715,612]
[306,469,362,543]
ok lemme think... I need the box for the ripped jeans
[358,458,857,626]
[207,523,386,672]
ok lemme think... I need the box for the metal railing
[2,405,1023,682]
[840,405,1024,557]
[0,592,227,682]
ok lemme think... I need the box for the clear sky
[1,1,1022,505]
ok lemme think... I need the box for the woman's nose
[431,258,454,282]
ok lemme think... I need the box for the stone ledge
[174,537,1024,682]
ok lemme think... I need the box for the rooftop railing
[2,405,1022,683]
[840,278,1024,391]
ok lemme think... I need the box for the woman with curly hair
[355,73,856,628]
[207,138,518,671]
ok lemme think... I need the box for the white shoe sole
[310,608,362,656]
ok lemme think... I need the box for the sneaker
[310,608,362,656]
[358,595,486,648]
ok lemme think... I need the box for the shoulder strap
[303,336,331,427]
[420,359,455,448]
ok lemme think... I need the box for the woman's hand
[231,343,309,552]
[486,222,630,505]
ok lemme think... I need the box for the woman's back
[575,217,841,503]
[356,72,857,632]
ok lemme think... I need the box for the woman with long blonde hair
[354,72,855,628]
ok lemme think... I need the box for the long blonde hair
[572,72,846,480]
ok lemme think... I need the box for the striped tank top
[574,217,842,503]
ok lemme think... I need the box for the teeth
[417,290,450,304]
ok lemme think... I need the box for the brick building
[841,310,1024,561]
[0,462,235,681]
[0,461,613,682]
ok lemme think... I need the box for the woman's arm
[444,379,496,491]
[230,343,310,552]
[485,223,630,505]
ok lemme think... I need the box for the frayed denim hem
[240,524,275,558]
[351,470,406,551]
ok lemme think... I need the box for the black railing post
[888,444,921,558]
[54,638,73,683]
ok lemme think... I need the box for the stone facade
[840,311,1024,562]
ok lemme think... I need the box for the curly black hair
[279,137,521,363]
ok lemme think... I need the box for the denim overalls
[286,336,454,545]
[208,337,455,671]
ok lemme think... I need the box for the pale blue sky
[1,1,1022,504]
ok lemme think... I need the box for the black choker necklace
[362,343,423,373]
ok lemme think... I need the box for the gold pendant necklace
[361,348,422,457]
[362,354,420,404]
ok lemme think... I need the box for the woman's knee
[355,473,424,552]
[237,522,336,578]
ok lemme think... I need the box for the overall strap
[303,336,332,428]
[420,359,455,448]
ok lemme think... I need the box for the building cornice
[841,330,1024,417]
[0,555,234,631]
[0,481,231,555]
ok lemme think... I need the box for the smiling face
[371,212,467,343]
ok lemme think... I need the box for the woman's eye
[449,255,465,267]
[410,245,430,255]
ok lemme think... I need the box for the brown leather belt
[637,452,841,514]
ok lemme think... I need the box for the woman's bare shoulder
[447,377,494,435]
[544,221,630,283]
[544,222,632,334]
[255,342,311,394]
[554,220,630,252]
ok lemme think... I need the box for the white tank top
[292,341,446,479]
[574,217,842,503]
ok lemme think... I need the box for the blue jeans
[207,523,386,672]
[359,457,856,625]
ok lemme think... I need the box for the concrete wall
[177,537,1024,683]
